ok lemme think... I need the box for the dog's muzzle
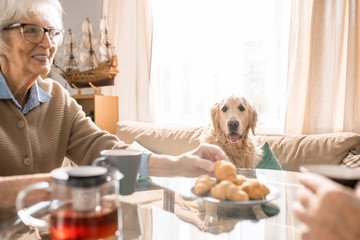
[228,132,242,142]
[227,120,242,142]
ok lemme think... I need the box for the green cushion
[256,142,283,170]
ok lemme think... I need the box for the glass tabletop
[0,169,305,240]
[148,169,305,240]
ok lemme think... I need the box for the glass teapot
[16,166,123,240]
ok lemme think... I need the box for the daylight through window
[151,0,291,133]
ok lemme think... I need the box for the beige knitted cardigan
[0,77,130,176]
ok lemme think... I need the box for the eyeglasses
[3,23,64,47]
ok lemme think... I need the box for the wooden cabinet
[73,94,119,134]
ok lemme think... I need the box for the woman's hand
[175,143,228,177]
[148,143,227,177]
[293,173,360,240]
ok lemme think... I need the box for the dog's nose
[227,120,239,132]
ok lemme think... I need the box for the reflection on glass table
[0,169,305,240]
[149,168,305,240]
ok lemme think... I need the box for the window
[150,0,291,133]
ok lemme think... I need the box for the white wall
[50,0,103,95]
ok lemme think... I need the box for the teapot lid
[51,166,121,188]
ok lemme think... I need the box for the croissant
[233,175,247,186]
[210,180,250,201]
[239,179,270,200]
[214,160,237,182]
[226,184,249,201]
[210,180,233,200]
[194,175,216,195]
[193,160,271,202]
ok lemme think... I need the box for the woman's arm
[0,173,51,210]
[147,143,227,177]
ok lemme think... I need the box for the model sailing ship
[54,18,118,89]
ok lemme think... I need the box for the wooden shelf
[74,95,119,134]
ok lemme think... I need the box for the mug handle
[16,182,50,228]
[92,156,106,166]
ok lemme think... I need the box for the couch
[116,120,360,172]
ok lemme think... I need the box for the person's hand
[175,143,228,177]
[147,143,227,177]
[293,173,360,240]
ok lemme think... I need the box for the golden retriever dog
[200,95,261,168]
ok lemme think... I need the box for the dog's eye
[239,106,245,111]
[221,106,228,112]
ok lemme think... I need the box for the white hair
[0,0,64,63]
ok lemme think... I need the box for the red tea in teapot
[50,204,118,240]
[16,166,123,240]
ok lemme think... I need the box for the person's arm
[0,144,226,209]
[293,173,360,240]
[147,143,228,177]
[0,173,51,210]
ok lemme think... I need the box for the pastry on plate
[239,179,270,200]
[193,160,271,201]
[214,160,237,181]
[194,174,216,195]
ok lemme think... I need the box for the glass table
[147,168,305,240]
[0,169,305,240]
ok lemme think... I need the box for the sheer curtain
[285,0,360,134]
[102,0,153,122]
[150,0,291,133]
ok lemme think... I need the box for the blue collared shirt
[0,71,149,176]
[0,72,51,114]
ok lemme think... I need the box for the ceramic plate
[191,184,281,206]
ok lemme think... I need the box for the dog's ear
[249,104,258,135]
[210,102,220,129]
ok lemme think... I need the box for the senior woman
[0,0,226,208]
